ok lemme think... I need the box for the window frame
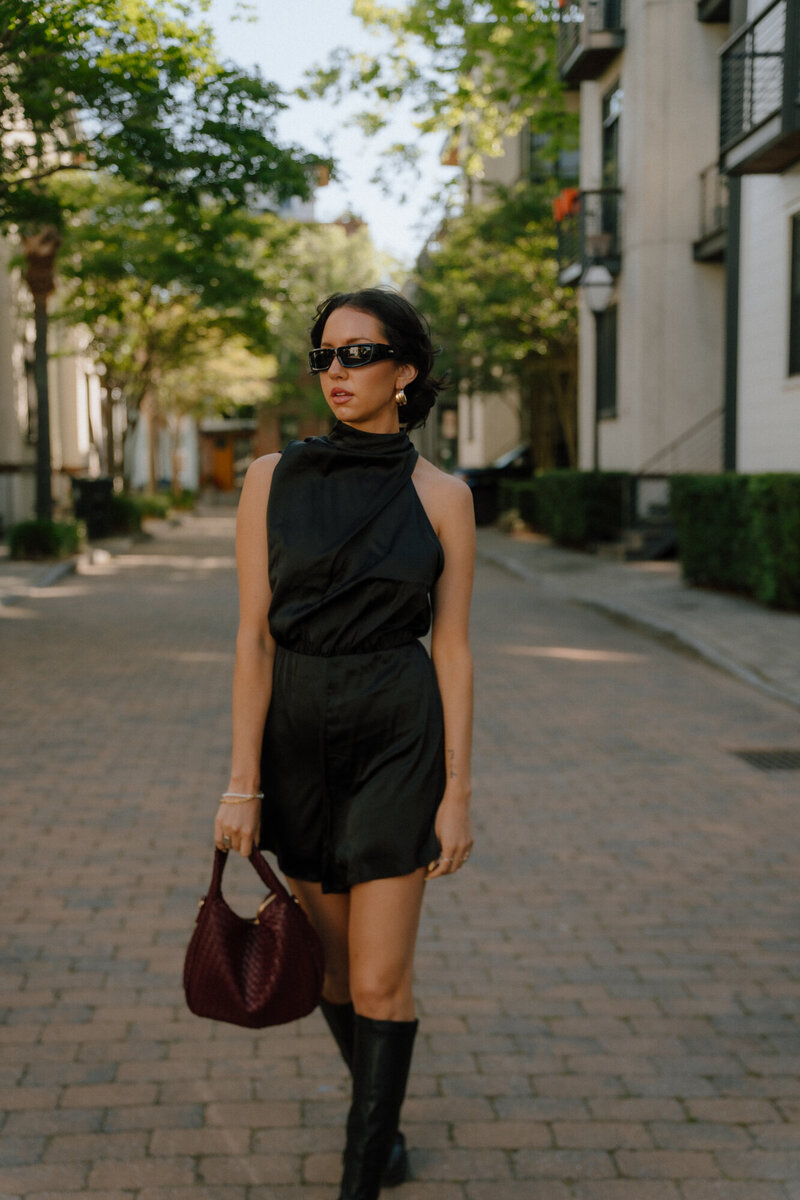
[789,212,800,377]
[596,304,618,420]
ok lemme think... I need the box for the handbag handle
[208,846,294,905]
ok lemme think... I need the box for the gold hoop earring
[395,389,406,407]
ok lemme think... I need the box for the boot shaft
[339,1015,418,1200]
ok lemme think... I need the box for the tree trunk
[102,390,116,477]
[32,294,52,519]
[23,227,62,521]
[170,415,183,496]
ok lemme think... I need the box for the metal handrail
[558,0,625,67]
[635,406,724,477]
[557,188,623,275]
[720,0,786,153]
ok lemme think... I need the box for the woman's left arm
[426,477,476,879]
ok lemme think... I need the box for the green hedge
[132,493,172,520]
[535,470,629,548]
[109,492,173,534]
[498,480,538,529]
[168,488,196,511]
[670,474,800,610]
[498,472,629,548]
[8,519,81,560]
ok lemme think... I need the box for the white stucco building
[726,0,800,470]
[557,0,799,476]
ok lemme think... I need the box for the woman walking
[214,288,475,1200]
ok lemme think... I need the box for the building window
[596,305,618,418]
[602,84,623,189]
[528,129,579,186]
[790,214,800,376]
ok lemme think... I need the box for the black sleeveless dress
[258,420,446,894]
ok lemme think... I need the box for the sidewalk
[477,527,800,711]
[0,548,79,605]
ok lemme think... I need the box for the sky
[205,0,453,266]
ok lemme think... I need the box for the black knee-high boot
[320,1000,409,1188]
[320,997,356,1071]
[338,1014,417,1200]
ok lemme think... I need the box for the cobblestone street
[2,513,800,1200]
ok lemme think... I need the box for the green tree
[57,175,393,477]
[157,334,276,494]
[54,172,289,483]
[258,218,398,421]
[413,182,577,466]
[307,0,572,182]
[0,0,322,516]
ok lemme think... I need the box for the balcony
[556,188,623,286]
[693,164,728,262]
[557,0,626,86]
[719,0,800,174]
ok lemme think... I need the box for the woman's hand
[214,797,262,858]
[425,792,473,880]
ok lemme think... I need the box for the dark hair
[310,288,447,430]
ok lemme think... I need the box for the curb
[478,546,800,714]
[0,556,79,607]
[0,540,131,607]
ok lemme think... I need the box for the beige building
[558,0,800,478]
[557,0,729,475]
[0,237,104,530]
[726,0,800,471]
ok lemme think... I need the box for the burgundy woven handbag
[183,847,325,1029]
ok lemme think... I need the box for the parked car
[452,444,533,525]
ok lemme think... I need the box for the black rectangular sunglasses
[308,343,396,373]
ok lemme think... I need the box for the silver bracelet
[220,791,264,804]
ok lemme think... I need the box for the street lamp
[581,264,615,471]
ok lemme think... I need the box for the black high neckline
[327,420,412,456]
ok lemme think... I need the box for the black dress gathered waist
[259,420,446,893]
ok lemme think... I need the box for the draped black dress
[259,420,446,894]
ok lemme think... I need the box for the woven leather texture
[183,847,325,1029]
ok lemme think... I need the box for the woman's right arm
[213,454,280,857]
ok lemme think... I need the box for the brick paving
[1,512,800,1198]
[478,527,800,710]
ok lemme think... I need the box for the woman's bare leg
[347,868,427,1021]
[285,878,351,1004]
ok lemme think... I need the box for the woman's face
[317,306,417,433]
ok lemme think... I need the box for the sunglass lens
[309,348,335,372]
[340,344,375,365]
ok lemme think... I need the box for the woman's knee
[349,971,414,1021]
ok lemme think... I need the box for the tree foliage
[258,218,398,414]
[54,173,393,475]
[0,0,322,228]
[54,172,283,433]
[306,0,573,181]
[412,182,578,465]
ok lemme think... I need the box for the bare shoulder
[412,456,474,535]
[246,452,281,483]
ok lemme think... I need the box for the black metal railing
[698,163,729,241]
[557,0,625,74]
[558,189,623,280]
[720,0,787,153]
